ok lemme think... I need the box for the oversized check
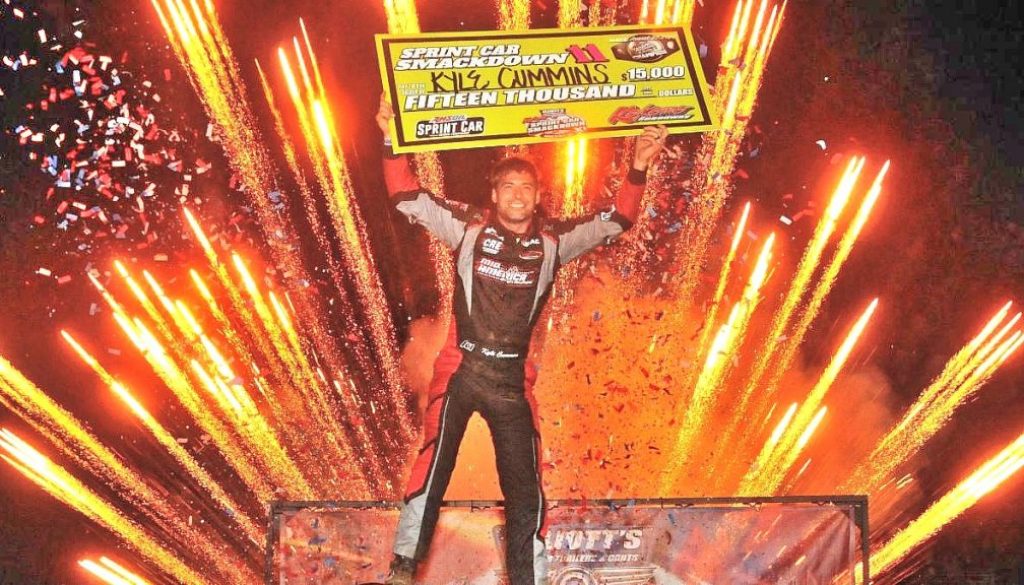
[376,26,716,153]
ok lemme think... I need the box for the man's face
[491,170,540,226]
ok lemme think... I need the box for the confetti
[7,32,220,261]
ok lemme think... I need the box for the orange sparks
[1,349,161,512]
[0,429,212,584]
[742,157,865,407]
[561,137,589,217]
[664,0,785,302]
[79,557,152,585]
[696,202,752,363]
[662,233,776,492]
[641,0,697,24]
[763,160,891,398]
[765,403,799,455]
[61,330,115,386]
[847,304,1022,494]
[118,304,279,503]
[149,0,318,318]
[110,380,263,544]
[742,298,878,494]
[867,428,1024,581]
[795,406,827,452]
[273,36,408,432]
[156,2,382,489]
[382,0,420,33]
[189,212,370,488]
[373,3,456,331]
[498,0,532,29]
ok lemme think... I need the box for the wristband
[627,167,647,185]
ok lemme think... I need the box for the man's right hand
[376,93,394,136]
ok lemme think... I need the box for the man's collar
[488,212,538,239]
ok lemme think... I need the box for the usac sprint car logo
[415,115,486,139]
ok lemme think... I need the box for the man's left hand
[633,125,668,171]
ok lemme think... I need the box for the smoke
[788,364,900,494]
[396,256,914,511]
[533,266,707,498]
[399,315,449,399]
[529,260,908,501]
[398,314,504,499]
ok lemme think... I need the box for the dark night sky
[1,0,1022,583]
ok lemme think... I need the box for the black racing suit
[385,149,645,585]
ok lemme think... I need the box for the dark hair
[489,157,539,190]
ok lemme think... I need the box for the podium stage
[266,496,869,584]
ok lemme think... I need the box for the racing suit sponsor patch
[475,257,537,286]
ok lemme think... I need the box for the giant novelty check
[376,26,716,153]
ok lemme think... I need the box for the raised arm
[378,94,422,196]
[555,126,667,264]
[377,94,479,249]
[617,125,668,223]
[383,151,422,197]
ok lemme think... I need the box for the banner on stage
[375,25,716,153]
[267,498,868,584]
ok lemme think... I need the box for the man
[377,94,667,585]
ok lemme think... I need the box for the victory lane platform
[265,496,869,584]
